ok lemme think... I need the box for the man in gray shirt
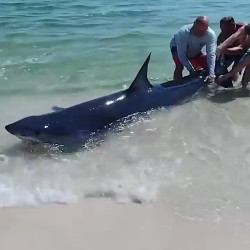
[170,16,216,83]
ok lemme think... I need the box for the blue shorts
[224,53,245,68]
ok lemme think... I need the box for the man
[216,17,246,83]
[216,23,250,85]
[170,16,216,83]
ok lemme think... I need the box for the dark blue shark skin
[5,54,206,148]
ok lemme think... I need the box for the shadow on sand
[200,83,250,104]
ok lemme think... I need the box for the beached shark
[5,53,206,149]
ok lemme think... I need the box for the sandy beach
[0,199,250,250]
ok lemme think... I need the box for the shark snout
[5,122,23,136]
[5,123,15,135]
[5,121,37,137]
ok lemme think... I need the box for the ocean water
[1,0,250,221]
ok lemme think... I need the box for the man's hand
[215,74,231,85]
[205,75,215,83]
[215,75,224,84]
[216,46,222,59]
[189,69,197,76]
[189,68,203,77]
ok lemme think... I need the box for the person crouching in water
[216,23,250,86]
[215,17,247,87]
[170,16,216,83]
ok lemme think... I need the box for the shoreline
[1,199,250,250]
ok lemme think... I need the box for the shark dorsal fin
[51,106,65,112]
[128,53,152,93]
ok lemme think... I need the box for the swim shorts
[171,46,207,71]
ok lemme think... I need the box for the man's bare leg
[242,65,250,84]
[231,72,240,82]
[216,55,250,85]
[173,64,184,82]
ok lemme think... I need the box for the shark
[5,53,206,149]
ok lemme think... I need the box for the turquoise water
[1,0,250,222]
[0,0,249,96]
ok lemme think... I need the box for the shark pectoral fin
[127,53,153,94]
[51,106,65,112]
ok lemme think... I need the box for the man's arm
[206,31,216,76]
[217,26,246,54]
[224,45,244,55]
[175,31,194,72]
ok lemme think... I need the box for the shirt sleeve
[206,31,216,76]
[175,31,194,72]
